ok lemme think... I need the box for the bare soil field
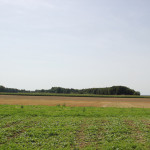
[1,95,150,108]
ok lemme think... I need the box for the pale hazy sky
[0,0,150,94]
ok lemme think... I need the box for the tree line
[0,85,140,95]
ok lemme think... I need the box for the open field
[0,105,150,149]
[0,92,150,98]
[1,95,150,108]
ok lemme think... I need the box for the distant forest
[0,85,140,95]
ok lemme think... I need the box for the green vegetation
[0,85,140,95]
[0,92,149,98]
[0,105,150,149]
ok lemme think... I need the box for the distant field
[1,95,150,108]
[0,105,150,149]
[0,92,150,98]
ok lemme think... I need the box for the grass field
[0,105,150,149]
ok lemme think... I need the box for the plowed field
[0,95,150,108]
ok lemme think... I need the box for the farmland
[0,92,149,98]
[0,95,150,108]
[0,105,150,149]
[1,95,150,149]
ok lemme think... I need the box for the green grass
[0,105,150,149]
[0,92,150,98]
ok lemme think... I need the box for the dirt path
[0,95,150,108]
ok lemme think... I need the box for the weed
[83,107,86,112]
[63,103,66,107]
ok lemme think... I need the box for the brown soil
[0,95,150,108]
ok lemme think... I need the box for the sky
[0,0,150,94]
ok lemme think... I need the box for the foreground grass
[0,92,150,98]
[0,105,150,149]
